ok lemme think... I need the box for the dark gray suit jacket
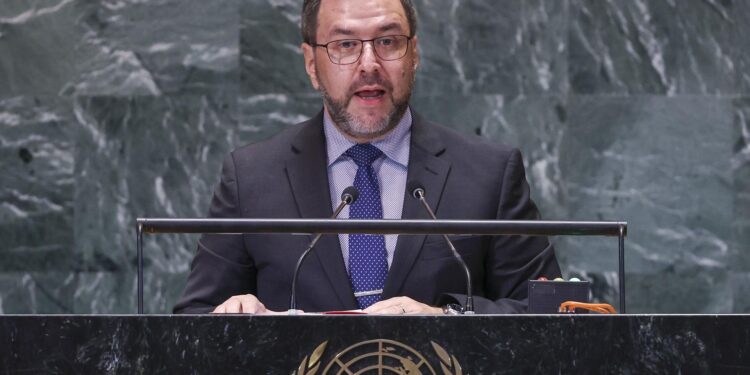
[173,110,561,314]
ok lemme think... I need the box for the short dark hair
[301,0,418,44]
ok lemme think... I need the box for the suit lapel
[382,113,451,299]
[285,111,357,309]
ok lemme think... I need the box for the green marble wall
[1,0,748,313]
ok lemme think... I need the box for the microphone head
[406,180,425,199]
[341,186,359,205]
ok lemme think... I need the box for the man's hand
[212,294,268,314]
[363,296,443,315]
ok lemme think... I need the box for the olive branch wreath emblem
[294,340,463,375]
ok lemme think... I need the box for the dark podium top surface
[2,315,749,374]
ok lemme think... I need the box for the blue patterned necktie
[345,143,388,309]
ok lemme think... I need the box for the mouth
[355,90,385,98]
[353,86,386,101]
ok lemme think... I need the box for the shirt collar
[323,107,412,168]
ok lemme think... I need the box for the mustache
[347,74,393,96]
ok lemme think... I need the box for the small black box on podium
[528,280,591,313]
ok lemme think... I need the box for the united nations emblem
[294,339,462,374]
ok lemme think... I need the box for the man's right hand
[212,294,267,314]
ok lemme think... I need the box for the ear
[301,43,320,90]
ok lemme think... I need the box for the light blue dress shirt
[324,108,412,272]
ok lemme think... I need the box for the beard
[317,69,415,141]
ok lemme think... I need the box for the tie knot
[345,144,383,167]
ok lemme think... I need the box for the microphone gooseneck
[407,180,475,314]
[289,186,359,314]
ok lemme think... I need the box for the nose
[358,41,381,73]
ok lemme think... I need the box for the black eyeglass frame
[312,35,413,65]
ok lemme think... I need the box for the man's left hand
[363,296,443,315]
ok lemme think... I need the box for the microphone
[407,180,475,314]
[288,186,359,314]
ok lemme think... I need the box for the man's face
[302,0,419,142]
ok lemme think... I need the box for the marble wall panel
[730,273,750,314]
[238,93,322,140]
[72,271,189,314]
[562,96,736,312]
[738,1,750,93]
[415,0,568,96]
[0,97,74,265]
[626,268,734,313]
[240,1,311,95]
[0,273,77,314]
[68,0,240,96]
[0,0,92,97]
[0,96,79,313]
[569,0,743,95]
[733,98,750,265]
[1,0,240,98]
[71,95,237,312]
[732,98,750,313]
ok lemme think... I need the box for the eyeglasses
[313,35,412,65]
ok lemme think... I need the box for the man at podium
[174,0,561,315]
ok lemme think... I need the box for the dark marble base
[2,0,750,315]
[1,315,749,374]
